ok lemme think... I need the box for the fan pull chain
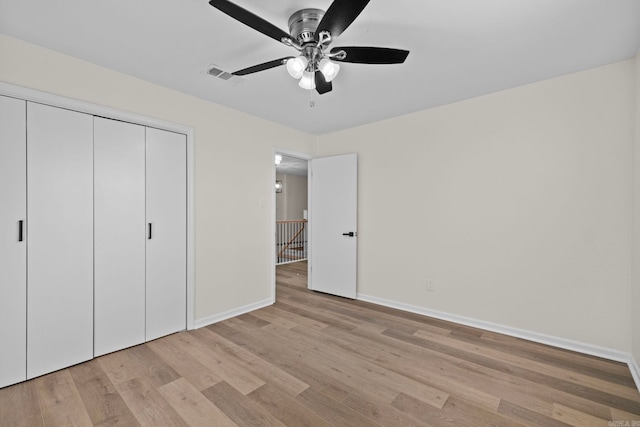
[309,90,314,107]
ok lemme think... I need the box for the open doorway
[273,152,310,300]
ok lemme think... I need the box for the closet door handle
[148,223,152,240]
[18,220,24,242]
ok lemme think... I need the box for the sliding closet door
[94,117,146,356]
[146,127,187,341]
[0,95,26,388]
[27,102,94,379]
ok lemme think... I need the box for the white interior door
[94,117,146,356]
[310,153,358,299]
[27,102,94,379]
[146,127,187,341]
[0,95,27,388]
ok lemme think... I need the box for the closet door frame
[0,82,195,331]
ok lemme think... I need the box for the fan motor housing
[288,8,324,44]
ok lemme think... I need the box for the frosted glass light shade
[318,58,340,82]
[286,56,308,79]
[298,71,316,90]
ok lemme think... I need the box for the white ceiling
[277,155,308,176]
[1,0,639,135]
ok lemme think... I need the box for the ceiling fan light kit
[299,70,317,90]
[285,8,341,88]
[208,0,409,95]
[286,56,308,79]
[318,58,340,82]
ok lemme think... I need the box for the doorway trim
[271,148,313,302]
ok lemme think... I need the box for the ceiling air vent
[207,65,245,85]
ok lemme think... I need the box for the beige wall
[317,60,635,351]
[2,34,638,359]
[0,35,315,321]
[276,172,308,220]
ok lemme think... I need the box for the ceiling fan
[208,0,410,94]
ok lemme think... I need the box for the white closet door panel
[0,95,27,388]
[26,102,94,379]
[94,117,146,356]
[146,127,186,341]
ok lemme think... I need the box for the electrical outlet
[426,279,435,292]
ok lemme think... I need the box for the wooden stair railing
[276,220,307,264]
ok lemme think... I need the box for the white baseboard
[193,297,274,329]
[630,356,640,392]
[357,293,639,390]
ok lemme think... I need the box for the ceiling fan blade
[232,57,293,76]
[315,71,333,95]
[315,0,370,39]
[209,0,292,44]
[331,47,410,64]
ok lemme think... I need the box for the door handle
[18,220,24,242]
[342,232,356,237]
[148,223,152,240]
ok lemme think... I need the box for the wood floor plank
[610,407,640,423]
[314,323,503,412]
[341,389,434,427]
[197,327,310,397]
[248,384,333,427]
[184,327,266,395]
[278,283,451,336]
[497,400,573,427]
[480,330,635,382]
[68,359,139,427]
[0,380,44,427]
[145,333,222,391]
[275,300,360,331]
[115,377,188,427]
[383,327,640,415]
[251,320,409,404]
[461,330,638,389]
[35,370,93,426]
[263,304,330,331]
[278,284,550,418]
[391,393,522,427]
[98,343,180,388]
[225,316,375,400]
[202,381,286,427]
[279,323,450,408]
[295,386,381,427]
[413,328,640,401]
[249,306,299,329]
[126,344,182,388]
[208,321,353,402]
[440,396,527,427]
[0,261,638,426]
[157,378,238,427]
[391,391,457,427]
[97,349,141,386]
[551,403,611,427]
[383,325,624,420]
[236,312,271,328]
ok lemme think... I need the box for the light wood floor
[1,261,639,426]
